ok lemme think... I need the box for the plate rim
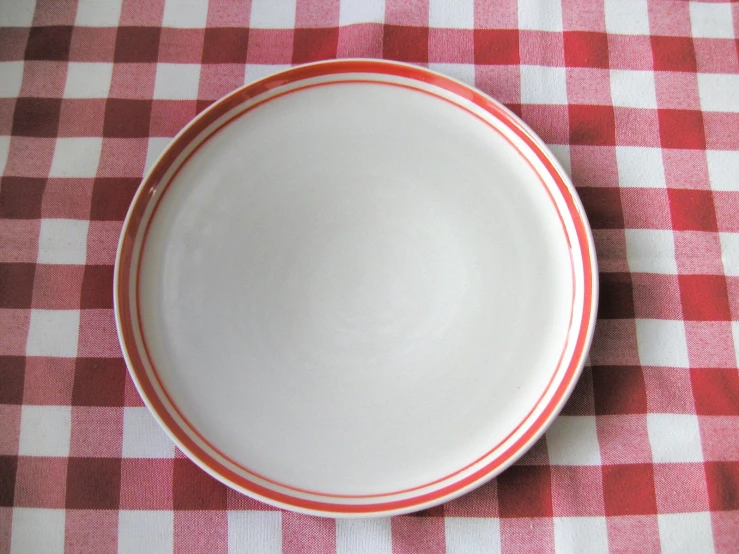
[114,58,599,517]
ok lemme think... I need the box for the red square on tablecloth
[678,275,731,322]
[691,368,739,416]
[668,189,717,232]
[593,366,647,415]
[632,274,682,320]
[564,31,609,68]
[444,480,497,517]
[13,98,62,137]
[80,265,114,309]
[598,273,634,319]
[474,30,519,65]
[120,459,174,509]
[658,109,705,150]
[22,357,75,406]
[14,456,68,508]
[383,25,428,63]
[577,187,624,229]
[173,458,228,510]
[66,457,122,509]
[89,178,140,221]
[651,36,696,72]
[428,29,474,63]
[497,465,553,518]
[551,466,605,516]
[569,105,616,146]
[202,28,250,64]
[25,26,73,61]
[292,28,340,64]
[72,358,127,407]
[0,357,24,404]
[0,264,35,309]
[0,178,46,219]
[705,461,739,511]
[65,510,118,554]
[602,464,658,516]
[654,463,710,513]
[103,99,152,138]
[114,27,161,63]
[31,265,84,310]
[70,27,117,62]
[0,456,17,506]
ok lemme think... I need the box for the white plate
[115,60,597,517]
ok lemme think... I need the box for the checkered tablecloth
[1,0,738,552]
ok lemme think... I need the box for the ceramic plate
[115,59,598,517]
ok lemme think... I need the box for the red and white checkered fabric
[1,0,738,551]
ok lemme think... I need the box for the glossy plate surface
[115,60,598,517]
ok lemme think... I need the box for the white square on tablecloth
[154,64,201,100]
[64,63,114,98]
[37,219,89,265]
[698,74,739,113]
[647,413,704,463]
[245,64,291,85]
[658,512,715,554]
[520,65,568,105]
[548,145,571,176]
[0,136,9,176]
[227,511,282,554]
[719,232,739,276]
[428,64,475,87]
[616,147,666,188]
[547,416,602,465]
[0,0,35,27]
[518,0,563,31]
[636,319,689,368]
[707,150,739,192]
[610,70,657,109]
[161,0,209,28]
[429,0,474,29]
[118,511,174,554]
[0,62,24,98]
[145,137,172,173]
[553,517,609,554]
[250,0,297,29]
[75,0,123,26]
[445,517,501,554]
[339,0,385,26]
[18,405,72,456]
[604,0,650,35]
[337,518,393,554]
[10,508,65,554]
[49,137,103,178]
[625,229,678,274]
[26,309,80,358]
[690,3,734,39]
[122,407,175,458]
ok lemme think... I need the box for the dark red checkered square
[0,264,35,309]
[602,464,658,515]
[658,109,705,150]
[12,98,62,137]
[593,366,647,415]
[589,319,640,366]
[292,28,339,64]
[0,457,17,507]
[66,457,121,509]
[15,456,68,508]
[651,36,696,72]
[31,264,84,310]
[564,31,609,68]
[705,462,739,511]
[560,366,595,416]
[80,265,114,309]
[474,29,519,65]
[173,458,228,510]
[598,273,634,319]
[114,27,161,63]
[497,465,553,518]
[0,357,24,404]
[72,358,127,407]
[692,368,739,416]
[668,189,717,232]
[678,275,730,322]
[577,187,623,229]
[25,26,73,61]
[569,105,616,146]
[89,178,140,221]
[103,99,152,138]
[202,28,249,63]
[383,25,428,63]
[0,178,46,219]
